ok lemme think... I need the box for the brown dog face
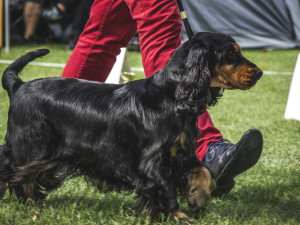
[211,43,263,90]
[186,167,216,211]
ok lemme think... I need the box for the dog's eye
[228,50,235,56]
[225,51,236,64]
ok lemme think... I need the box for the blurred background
[181,0,300,49]
[1,0,300,51]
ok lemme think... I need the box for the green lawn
[0,45,299,224]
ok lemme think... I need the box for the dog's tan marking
[187,167,216,210]
[212,62,261,90]
[232,43,241,52]
[22,183,36,200]
[211,64,235,89]
[170,133,185,157]
[211,42,262,90]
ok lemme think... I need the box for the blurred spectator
[40,0,94,49]
[16,0,137,50]
[127,33,140,51]
[39,2,66,21]
[23,0,42,43]
[11,0,93,48]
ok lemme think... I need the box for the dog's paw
[170,210,195,224]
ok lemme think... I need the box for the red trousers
[61,0,222,160]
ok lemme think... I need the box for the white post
[4,0,10,53]
[105,48,129,84]
[285,53,300,121]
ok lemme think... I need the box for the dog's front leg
[135,180,188,221]
[135,163,194,222]
[137,185,195,223]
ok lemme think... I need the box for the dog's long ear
[175,42,211,117]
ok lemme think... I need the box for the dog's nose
[256,70,263,80]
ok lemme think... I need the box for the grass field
[0,45,299,224]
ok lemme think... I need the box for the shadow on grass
[1,169,298,224]
[43,194,189,224]
[203,169,300,223]
[45,193,136,214]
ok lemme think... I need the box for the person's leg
[196,111,223,161]
[59,0,77,11]
[62,0,137,82]
[123,0,181,77]
[72,0,93,36]
[23,0,42,40]
[66,0,93,50]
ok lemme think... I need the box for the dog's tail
[2,49,50,97]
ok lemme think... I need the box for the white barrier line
[0,60,294,75]
[0,60,66,68]
[264,71,293,75]
[131,67,144,72]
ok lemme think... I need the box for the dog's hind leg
[8,180,47,202]
[9,156,71,202]
[0,145,46,202]
[9,185,25,200]
[0,144,14,199]
[7,158,53,201]
[0,183,6,199]
[8,183,45,203]
[21,182,46,202]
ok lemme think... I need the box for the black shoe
[204,129,263,181]
[212,179,235,197]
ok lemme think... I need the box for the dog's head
[186,166,216,211]
[173,32,263,117]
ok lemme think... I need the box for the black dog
[0,32,262,222]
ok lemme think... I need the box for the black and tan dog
[0,32,262,222]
